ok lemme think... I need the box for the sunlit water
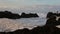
[16,17,46,26]
[0,5,59,32]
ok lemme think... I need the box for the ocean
[0,12,47,32]
[0,5,60,32]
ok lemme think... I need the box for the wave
[0,18,40,32]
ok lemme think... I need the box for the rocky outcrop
[20,12,39,18]
[0,11,21,19]
[46,11,60,26]
[1,11,60,34]
[0,11,39,19]
[46,11,60,19]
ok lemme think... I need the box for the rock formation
[0,11,39,19]
[20,12,39,18]
[0,11,21,19]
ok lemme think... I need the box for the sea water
[0,13,47,32]
[0,5,59,32]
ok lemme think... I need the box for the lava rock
[20,12,39,18]
[0,11,21,19]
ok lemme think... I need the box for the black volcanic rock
[46,11,60,19]
[46,16,58,26]
[0,11,21,19]
[0,11,39,19]
[46,12,54,18]
[20,12,39,18]
[46,11,60,26]
[11,28,30,34]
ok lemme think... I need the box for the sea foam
[0,18,38,32]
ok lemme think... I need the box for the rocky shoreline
[0,11,60,34]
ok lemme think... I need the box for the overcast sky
[0,0,60,8]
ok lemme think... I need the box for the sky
[0,0,60,8]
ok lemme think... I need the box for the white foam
[0,18,39,32]
[56,25,60,28]
[37,13,46,18]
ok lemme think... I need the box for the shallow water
[0,14,47,32]
[16,17,47,26]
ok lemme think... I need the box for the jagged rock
[47,11,60,19]
[0,11,21,19]
[20,12,39,18]
[46,16,57,26]
[13,28,30,34]
[0,11,39,19]
[46,12,54,18]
